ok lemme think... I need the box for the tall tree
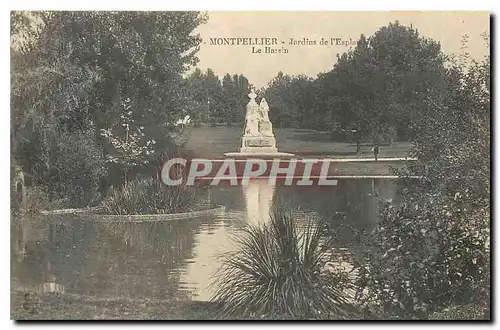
[221,73,237,124]
[235,74,251,124]
[11,11,206,202]
[265,72,294,128]
[357,35,490,318]
[203,68,223,125]
[185,68,208,124]
[305,22,448,148]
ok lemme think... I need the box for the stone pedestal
[240,136,277,153]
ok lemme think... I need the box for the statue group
[224,89,293,156]
[244,90,274,137]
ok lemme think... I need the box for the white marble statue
[258,98,274,137]
[228,89,294,156]
[260,98,270,122]
[244,90,261,136]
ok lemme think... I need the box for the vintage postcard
[10,11,490,320]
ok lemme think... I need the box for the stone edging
[40,206,103,215]
[40,205,226,223]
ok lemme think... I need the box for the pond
[11,179,398,303]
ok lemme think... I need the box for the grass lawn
[184,126,411,159]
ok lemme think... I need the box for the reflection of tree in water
[11,217,27,262]
[274,179,397,248]
[11,215,89,294]
[85,218,204,299]
[12,215,206,300]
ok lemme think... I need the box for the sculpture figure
[244,90,261,136]
[228,88,293,156]
[260,98,270,123]
[258,98,274,137]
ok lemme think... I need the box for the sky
[193,11,490,88]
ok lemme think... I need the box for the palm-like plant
[210,205,358,319]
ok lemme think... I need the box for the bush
[47,129,107,207]
[99,178,198,215]
[23,186,51,214]
[356,195,490,319]
[429,304,490,320]
[210,205,358,319]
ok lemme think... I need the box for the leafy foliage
[428,304,489,320]
[14,127,107,208]
[355,35,490,318]
[100,98,156,183]
[211,206,357,319]
[264,22,448,145]
[184,68,251,125]
[264,72,315,129]
[47,129,107,207]
[11,11,207,205]
[22,186,50,214]
[356,194,489,318]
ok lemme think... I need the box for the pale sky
[193,11,490,88]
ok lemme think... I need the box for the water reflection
[11,179,397,302]
[244,180,276,225]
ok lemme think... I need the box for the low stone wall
[39,205,226,223]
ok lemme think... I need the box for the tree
[100,98,156,184]
[203,68,223,125]
[47,129,107,206]
[11,11,206,202]
[184,70,251,126]
[307,22,448,148]
[265,72,312,129]
[234,74,251,124]
[185,68,209,125]
[356,35,490,319]
[221,73,237,124]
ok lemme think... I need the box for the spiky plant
[210,205,358,319]
[100,178,198,215]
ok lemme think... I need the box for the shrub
[356,195,490,319]
[428,304,489,320]
[23,186,51,214]
[210,205,357,319]
[99,178,198,215]
[45,129,107,208]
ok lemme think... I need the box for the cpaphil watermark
[160,158,339,186]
